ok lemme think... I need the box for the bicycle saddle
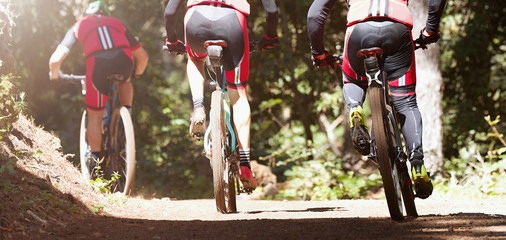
[204,40,227,67]
[357,47,383,58]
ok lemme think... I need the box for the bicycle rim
[110,107,136,195]
[79,110,93,181]
[211,90,227,213]
[370,86,403,220]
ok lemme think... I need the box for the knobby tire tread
[211,91,226,213]
[370,86,403,220]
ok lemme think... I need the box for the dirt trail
[1,115,505,239]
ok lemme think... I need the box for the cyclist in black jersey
[307,0,446,199]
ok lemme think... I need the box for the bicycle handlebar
[59,73,86,81]
[49,71,86,95]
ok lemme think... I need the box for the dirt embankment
[0,115,133,238]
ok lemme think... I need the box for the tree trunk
[409,0,444,174]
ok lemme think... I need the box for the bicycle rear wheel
[386,111,418,218]
[211,90,227,213]
[109,107,136,195]
[370,85,403,220]
[79,110,93,181]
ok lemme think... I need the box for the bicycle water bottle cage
[205,40,227,67]
[358,48,383,85]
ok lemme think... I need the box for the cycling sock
[193,96,204,109]
[239,148,251,168]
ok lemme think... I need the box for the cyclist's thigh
[85,55,107,111]
[92,48,134,93]
[184,5,249,89]
[344,20,412,79]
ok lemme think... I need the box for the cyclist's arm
[123,27,148,77]
[260,0,279,38]
[132,46,149,77]
[49,27,75,78]
[425,0,447,33]
[163,0,185,43]
[307,0,337,56]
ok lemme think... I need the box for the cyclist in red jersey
[307,0,446,199]
[49,1,149,167]
[164,0,279,190]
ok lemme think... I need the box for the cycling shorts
[85,47,134,111]
[184,4,249,89]
[342,20,417,96]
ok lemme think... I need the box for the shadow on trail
[245,207,346,214]
[47,212,505,239]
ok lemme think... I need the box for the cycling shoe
[350,106,370,155]
[411,162,433,199]
[189,107,206,140]
[240,166,257,191]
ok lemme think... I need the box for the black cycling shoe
[349,106,370,155]
[351,122,371,155]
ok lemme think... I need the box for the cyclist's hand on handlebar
[312,51,340,69]
[49,70,63,81]
[165,38,186,55]
[414,28,440,50]
[259,34,280,50]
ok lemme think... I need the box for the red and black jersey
[187,0,250,15]
[346,0,412,27]
[74,15,132,57]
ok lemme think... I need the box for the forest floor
[1,114,505,239]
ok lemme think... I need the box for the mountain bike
[56,73,136,195]
[164,41,262,213]
[331,46,421,220]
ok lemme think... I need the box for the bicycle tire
[211,90,227,213]
[370,85,404,220]
[79,110,92,181]
[109,107,136,195]
[386,111,418,218]
[226,162,237,213]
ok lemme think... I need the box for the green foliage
[435,115,506,199]
[281,159,382,200]
[88,159,120,194]
[0,75,25,139]
[440,0,506,158]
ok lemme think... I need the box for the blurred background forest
[1,0,504,200]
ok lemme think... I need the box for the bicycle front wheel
[370,86,403,220]
[109,107,136,195]
[79,110,93,181]
[211,90,227,213]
